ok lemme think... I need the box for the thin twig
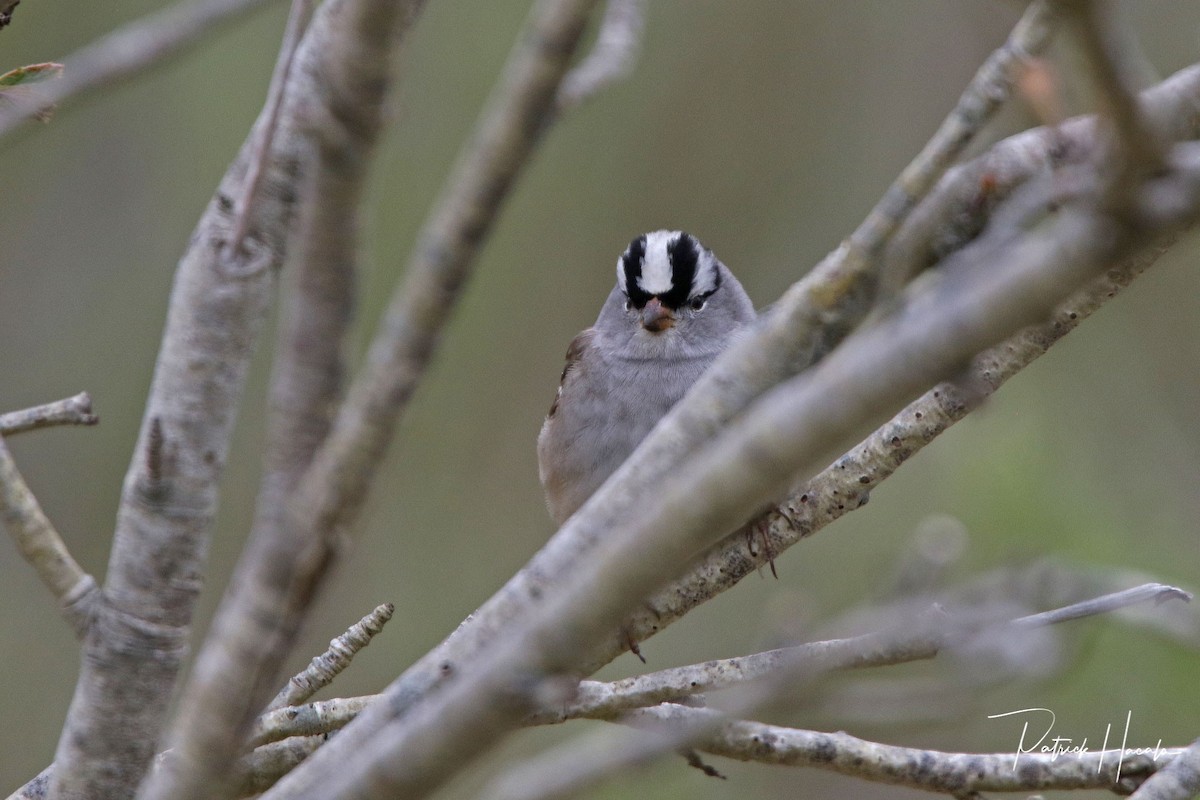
[0,436,97,635]
[1014,582,1192,627]
[224,0,312,263]
[266,603,395,712]
[0,393,97,435]
[1058,0,1166,204]
[0,0,281,140]
[252,695,378,748]
[255,0,606,789]
[557,0,645,110]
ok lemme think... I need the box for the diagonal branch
[266,602,395,712]
[0,0,282,141]
[556,0,646,110]
[0,436,97,635]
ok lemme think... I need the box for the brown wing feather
[548,328,595,418]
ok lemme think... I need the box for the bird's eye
[690,297,707,311]
[623,299,632,312]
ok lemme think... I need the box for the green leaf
[0,62,63,87]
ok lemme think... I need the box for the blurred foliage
[1,1,1199,796]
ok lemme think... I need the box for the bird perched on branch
[537,230,756,526]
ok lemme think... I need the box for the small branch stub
[0,392,98,436]
[267,602,395,712]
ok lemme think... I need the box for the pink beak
[640,298,675,332]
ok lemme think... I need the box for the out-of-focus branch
[557,0,645,110]
[225,0,313,261]
[301,2,1062,769]
[1059,0,1165,201]
[266,603,394,712]
[237,737,322,797]
[0,0,282,140]
[0,393,97,435]
[0,436,96,635]
[1130,738,1200,800]
[136,1,422,798]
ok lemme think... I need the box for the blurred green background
[2,1,1199,797]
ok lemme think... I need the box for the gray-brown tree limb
[0,0,282,140]
[0,435,96,636]
[634,705,1179,796]
[0,393,97,436]
[261,97,1200,798]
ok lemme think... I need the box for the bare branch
[237,736,323,797]
[1014,582,1191,627]
[634,705,1180,795]
[0,436,97,635]
[266,603,395,712]
[225,0,313,262]
[1130,738,1200,800]
[0,393,97,436]
[1058,0,1166,191]
[0,0,281,140]
[252,695,377,748]
[557,0,645,110]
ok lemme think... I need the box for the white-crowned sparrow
[537,230,756,525]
